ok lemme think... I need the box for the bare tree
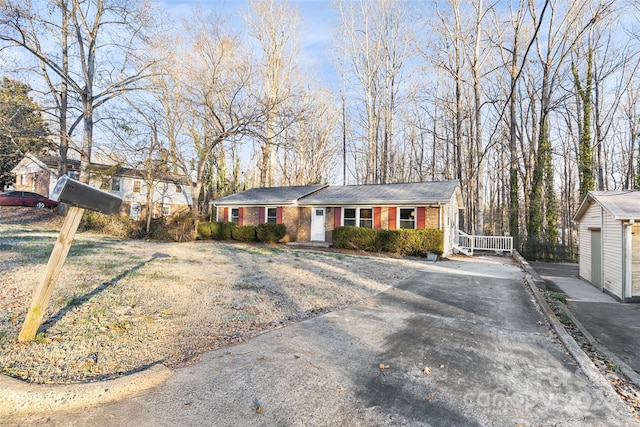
[335,0,413,185]
[0,0,158,183]
[279,87,340,185]
[246,0,300,187]
[170,11,264,220]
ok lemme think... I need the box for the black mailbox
[50,175,123,215]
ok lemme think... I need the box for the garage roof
[574,190,640,222]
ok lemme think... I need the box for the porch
[454,230,514,256]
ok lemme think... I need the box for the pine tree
[0,77,49,189]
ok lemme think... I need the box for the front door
[591,230,602,290]
[311,208,325,241]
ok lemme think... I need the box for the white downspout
[624,219,635,301]
[600,207,605,292]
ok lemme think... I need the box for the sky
[158,0,341,88]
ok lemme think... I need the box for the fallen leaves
[252,396,262,414]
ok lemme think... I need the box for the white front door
[311,208,326,241]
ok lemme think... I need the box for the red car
[0,190,58,208]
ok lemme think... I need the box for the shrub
[164,211,196,242]
[332,226,443,256]
[197,221,236,240]
[256,223,286,243]
[139,216,171,241]
[80,211,139,238]
[232,225,256,242]
[212,222,235,240]
[197,222,212,239]
[332,226,383,252]
[388,228,444,256]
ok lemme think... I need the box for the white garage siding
[602,209,623,297]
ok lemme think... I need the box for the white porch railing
[455,230,513,256]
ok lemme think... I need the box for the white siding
[602,209,624,298]
[442,192,460,257]
[578,202,601,282]
[87,176,191,207]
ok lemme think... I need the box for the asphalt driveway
[3,256,636,426]
[531,261,640,382]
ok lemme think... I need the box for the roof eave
[298,199,455,206]
[573,193,595,222]
[211,200,299,206]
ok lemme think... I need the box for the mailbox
[50,175,123,215]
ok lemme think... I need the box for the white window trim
[398,207,417,229]
[342,206,374,228]
[230,208,239,224]
[264,206,278,224]
[111,177,123,193]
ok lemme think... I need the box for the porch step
[285,241,333,248]
[454,244,473,256]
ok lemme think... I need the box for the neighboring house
[11,155,192,219]
[213,180,463,256]
[573,190,640,302]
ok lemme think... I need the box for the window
[230,208,239,224]
[399,208,416,229]
[343,207,373,228]
[111,178,122,192]
[133,181,141,193]
[344,208,357,226]
[101,177,122,192]
[359,208,373,228]
[162,205,171,216]
[266,207,277,224]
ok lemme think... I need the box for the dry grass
[0,218,426,384]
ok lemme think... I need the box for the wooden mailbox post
[18,176,123,342]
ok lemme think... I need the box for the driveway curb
[0,363,171,416]
[558,305,640,390]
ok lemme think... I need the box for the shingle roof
[298,180,460,205]
[574,190,640,222]
[212,185,328,206]
[22,155,190,185]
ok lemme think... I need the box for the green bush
[197,221,236,240]
[388,228,444,256]
[256,223,287,243]
[332,226,443,256]
[212,222,235,240]
[232,225,256,242]
[197,222,212,239]
[332,226,383,252]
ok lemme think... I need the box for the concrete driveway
[3,256,636,426]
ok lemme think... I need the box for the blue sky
[158,0,341,88]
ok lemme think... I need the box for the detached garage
[573,191,640,302]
